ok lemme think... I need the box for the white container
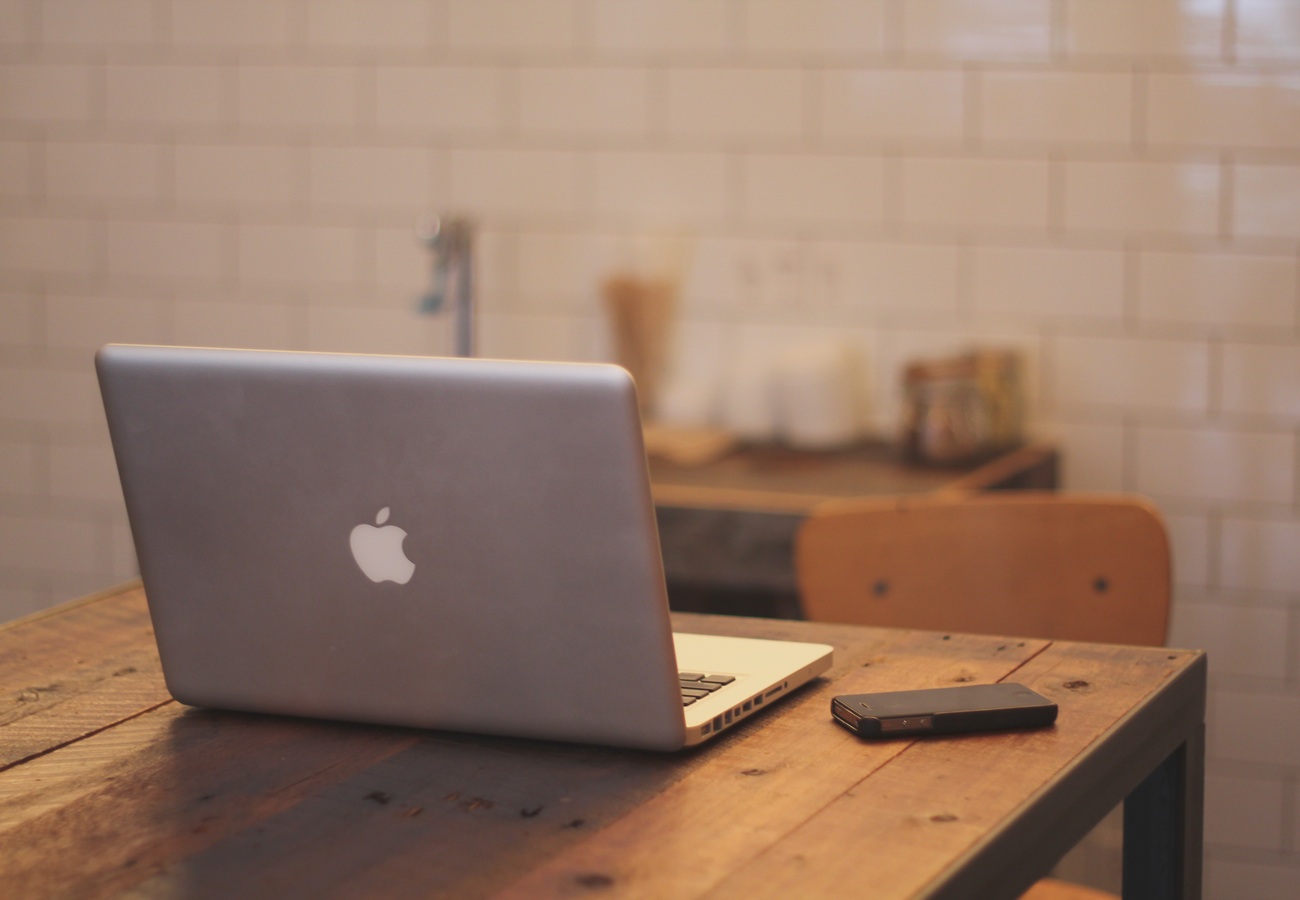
[771,341,864,450]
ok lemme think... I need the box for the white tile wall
[980,72,1133,145]
[1235,0,1300,62]
[375,226,440,294]
[447,0,579,54]
[1135,425,1295,505]
[743,153,885,227]
[519,67,652,139]
[174,144,301,209]
[1233,164,1300,241]
[0,367,102,426]
[1147,71,1300,150]
[971,246,1124,320]
[1050,335,1209,413]
[0,140,34,199]
[1220,344,1300,419]
[1220,518,1300,594]
[0,584,45,622]
[0,437,39,496]
[106,220,227,283]
[1169,599,1289,680]
[831,241,963,314]
[0,2,34,46]
[1163,512,1210,587]
[237,224,360,287]
[1212,689,1300,767]
[451,148,582,217]
[0,217,99,276]
[237,66,360,130]
[1062,0,1224,60]
[901,0,1052,61]
[0,293,38,353]
[902,158,1049,230]
[590,0,731,56]
[105,64,227,127]
[306,145,438,211]
[0,63,95,122]
[374,67,507,136]
[44,293,170,351]
[1063,160,1220,237]
[45,141,166,204]
[820,70,965,143]
[742,0,887,58]
[173,299,303,351]
[596,151,729,223]
[1206,860,1300,900]
[41,0,158,46]
[1204,772,1285,850]
[516,231,614,313]
[48,443,123,504]
[307,305,450,357]
[171,0,297,47]
[1135,251,1297,330]
[0,510,103,574]
[305,0,433,50]
[1037,420,1125,492]
[667,68,805,141]
[3,1,1299,894]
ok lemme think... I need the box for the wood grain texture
[1,583,169,769]
[0,584,1203,900]
[494,632,1050,899]
[704,643,1202,900]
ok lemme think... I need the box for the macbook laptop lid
[97,345,831,751]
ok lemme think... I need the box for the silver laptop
[96,345,832,751]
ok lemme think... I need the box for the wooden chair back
[795,492,1170,646]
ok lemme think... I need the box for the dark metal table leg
[1123,724,1205,900]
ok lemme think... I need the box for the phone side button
[880,716,934,733]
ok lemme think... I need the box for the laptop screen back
[98,346,687,750]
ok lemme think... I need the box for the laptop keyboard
[679,672,735,706]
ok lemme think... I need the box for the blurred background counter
[651,441,1058,619]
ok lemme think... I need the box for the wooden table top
[1,583,1204,899]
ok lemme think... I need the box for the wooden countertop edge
[650,444,1059,513]
[925,649,1207,900]
[650,483,835,514]
[936,444,1058,495]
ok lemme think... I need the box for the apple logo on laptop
[349,507,415,584]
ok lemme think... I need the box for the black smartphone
[831,683,1057,738]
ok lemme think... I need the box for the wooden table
[1,582,1203,899]
[651,442,1059,618]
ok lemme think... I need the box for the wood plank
[128,733,691,899]
[703,642,1202,900]
[0,583,152,696]
[927,651,1204,900]
[492,631,1051,899]
[0,588,1200,900]
[114,619,976,898]
[0,584,171,769]
[0,598,881,899]
[0,703,422,898]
